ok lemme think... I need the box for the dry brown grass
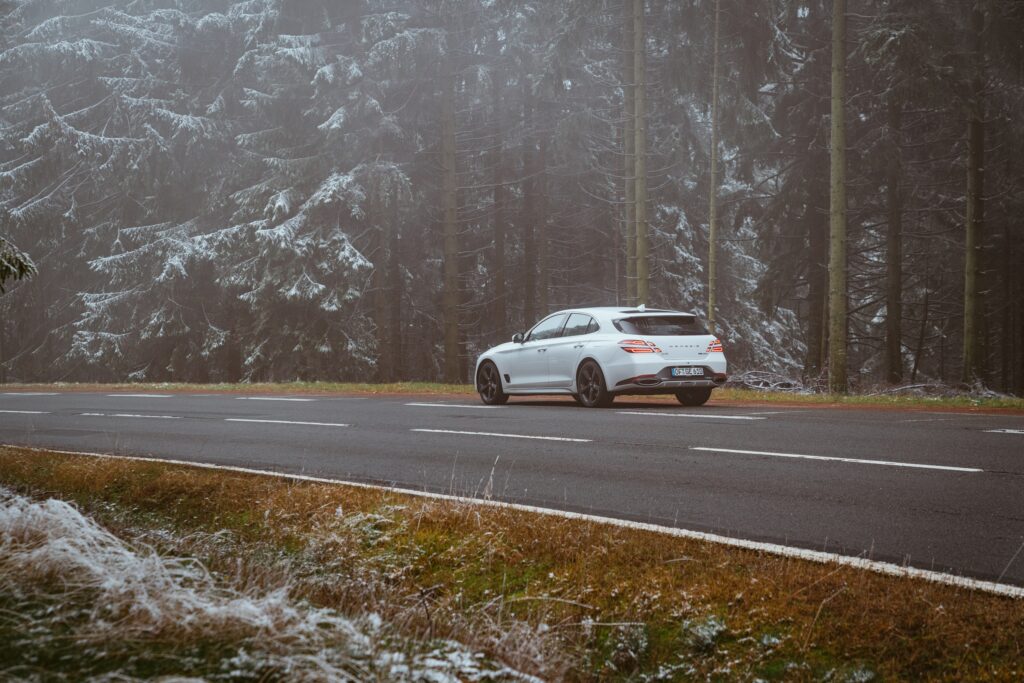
[1,446,1021,680]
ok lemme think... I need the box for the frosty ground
[0,447,1022,681]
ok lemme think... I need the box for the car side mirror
[512,333,524,344]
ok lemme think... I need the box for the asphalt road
[2,390,1023,586]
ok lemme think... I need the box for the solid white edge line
[236,397,316,402]
[405,402,497,409]
[226,418,349,428]
[4,445,1021,599]
[985,429,1024,435]
[691,447,982,473]
[0,410,50,414]
[412,428,590,443]
[107,394,173,398]
[618,411,765,421]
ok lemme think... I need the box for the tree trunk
[522,77,536,325]
[492,71,507,340]
[623,0,636,306]
[962,1,985,384]
[538,126,549,316]
[633,0,649,306]
[827,0,848,394]
[885,100,903,384]
[441,69,460,383]
[388,201,402,381]
[707,0,722,332]
[370,189,390,382]
[804,164,829,377]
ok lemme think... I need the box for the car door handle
[574,344,584,349]
[538,348,547,353]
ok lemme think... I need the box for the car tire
[576,360,614,408]
[477,362,509,405]
[675,388,712,407]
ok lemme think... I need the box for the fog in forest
[0,0,1021,393]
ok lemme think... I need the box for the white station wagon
[475,306,727,408]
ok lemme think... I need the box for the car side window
[562,313,594,337]
[585,318,600,334]
[525,314,568,342]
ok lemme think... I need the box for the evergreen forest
[1,0,1022,393]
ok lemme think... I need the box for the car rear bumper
[603,354,728,394]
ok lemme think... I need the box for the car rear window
[613,316,708,336]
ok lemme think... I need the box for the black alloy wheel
[477,362,509,405]
[576,360,614,408]
[675,387,712,406]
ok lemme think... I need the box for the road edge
[10,445,1023,600]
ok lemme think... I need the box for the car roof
[546,306,699,322]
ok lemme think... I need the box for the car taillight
[620,339,662,353]
[706,339,723,353]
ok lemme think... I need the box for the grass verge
[0,446,1021,680]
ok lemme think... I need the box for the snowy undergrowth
[0,486,541,682]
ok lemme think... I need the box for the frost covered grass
[0,484,542,681]
[1,447,1022,680]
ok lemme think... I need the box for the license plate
[671,367,703,377]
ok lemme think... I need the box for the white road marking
[690,447,982,473]
[226,418,349,428]
[747,410,802,415]
[14,446,1023,599]
[405,402,497,410]
[81,413,181,420]
[901,417,954,423]
[411,428,590,443]
[236,397,316,402]
[107,394,173,398]
[618,411,765,421]
[0,410,50,414]
[985,429,1024,435]
[3,392,59,396]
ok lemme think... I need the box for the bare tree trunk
[388,201,402,381]
[522,77,536,325]
[492,71,507,340]
[369,189,391,381]
[623,0,636,306]
[804,165,829,376]
[827,0,848,394]
[885,100,903,384]
[911,283,929,383]
[538,128,549,316]
[707,0,721,332]
[633,0,649,306]
[962,1,985,384]
[441,69,460,383]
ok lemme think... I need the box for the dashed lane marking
[2,392,59,396]
[81,413,182,420]
[411,428,590,443]
[107,394,173,398]
[690,447,982,473]
[235,397,316,402]
[0,410,50,414]
[226,418,349,428]
[985,429,1024,435]
[618,411,765,421]
[405,402,497,410]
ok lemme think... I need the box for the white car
[475,306,727,408]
